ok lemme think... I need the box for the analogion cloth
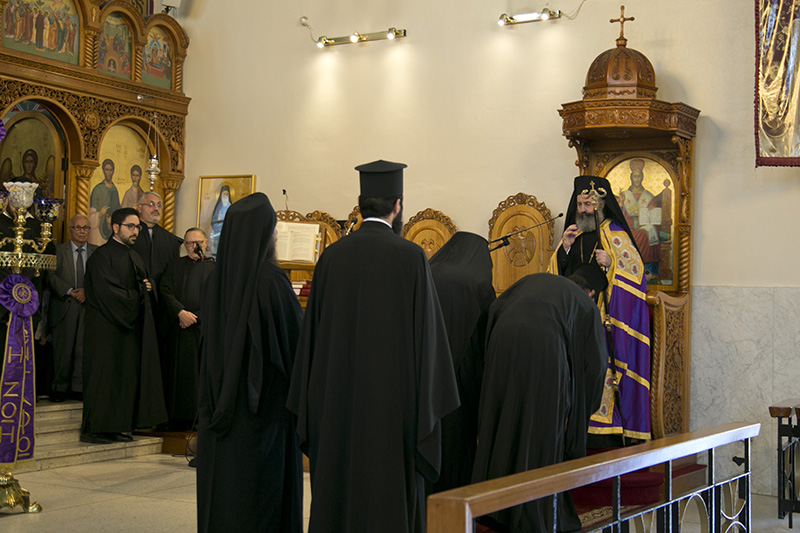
[0,275,39,471]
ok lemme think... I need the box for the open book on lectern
[275,221,323,263]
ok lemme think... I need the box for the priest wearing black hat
[548,175,652,445]
[472,270,607,532]
[288,159,460,533]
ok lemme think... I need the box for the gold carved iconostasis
[558,13,699,439]
[0,0,189,245]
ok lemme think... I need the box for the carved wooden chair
[402,208,457,259]
[487,193,556,295]
[345,205,363,234]
[305,210,342,247]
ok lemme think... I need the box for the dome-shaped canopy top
[583,36,657,100]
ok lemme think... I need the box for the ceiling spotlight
[314,28,407,47]
[498,8,562,26]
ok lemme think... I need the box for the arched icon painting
[606,157,675,287]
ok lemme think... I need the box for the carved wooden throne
[402,208,457,258]
[487,193,556,296]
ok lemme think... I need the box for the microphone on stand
[488,213,563,252]
[194,243,202,258]
[344,217,358,236]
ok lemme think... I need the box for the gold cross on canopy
[610,5,634,46]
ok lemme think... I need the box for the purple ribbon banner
[0,275,39,470]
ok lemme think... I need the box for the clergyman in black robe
[426,231,495,494]
[197,193,304,533]
[472,272,607,532]
[158,227,215,429]
[81,207,166,443]
[288,159,460,533]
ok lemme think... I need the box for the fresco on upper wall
[98,12,131,79]
[2,0,80,65]
[142,27,172,90]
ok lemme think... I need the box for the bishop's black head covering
[563,175,640,256]
[199,192,278,434]
[356,159,406,198]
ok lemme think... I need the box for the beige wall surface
[170,0,798,288]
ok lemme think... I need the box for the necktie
[75,247,84,288]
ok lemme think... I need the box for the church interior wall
[166,0,793,496]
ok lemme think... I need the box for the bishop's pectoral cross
[610,5,635,46]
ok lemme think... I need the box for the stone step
[35,399,83,422]
[16,435,164,473]
[35,417,82,446]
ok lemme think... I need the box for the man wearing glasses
[132,191,181,351]
[81,207,167,444]
[47,214,96,403]
[159,228,215,432]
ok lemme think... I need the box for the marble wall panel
[691,286,800,496]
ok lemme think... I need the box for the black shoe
[187,457,197,468]
[105,433,133,442]
[68,391,83,401]
[80,432,112,444]
[49,391,66,403]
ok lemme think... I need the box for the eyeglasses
[70,225,90,231]
[139,201,163,209]
[120,223,140,231]
[184,240,206,246]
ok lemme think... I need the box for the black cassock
[82,238,167,433]
[197,193,304,533]
[159,255,215,424]
[472,273,606,532]
[427,232,495,494]
[288,221,460,533]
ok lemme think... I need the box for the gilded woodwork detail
[568,139,591,175]
[73,165,96,218]
[662,305,686,434]
[161,189,175,233]
[402,208,457,236]
[305,210,343,239]
[276,210,307,222]
[487,193,555,248]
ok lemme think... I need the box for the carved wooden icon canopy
[558,7,699,440]
[0,0,189,234]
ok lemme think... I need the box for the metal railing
[427,422,761,532]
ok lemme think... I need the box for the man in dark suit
[48,214,96,402]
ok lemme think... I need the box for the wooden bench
[769,398,800,528]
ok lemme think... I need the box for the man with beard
[81,207,166,444]
[197,193,303,532]
[159,228,215,430]
[288,159,459,532]
[472,269,607,532]
[548,175,651,445]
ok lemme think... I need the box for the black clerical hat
[356,159,406,198]
[573,263,609,294]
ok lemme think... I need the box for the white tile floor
[0,454,794,532]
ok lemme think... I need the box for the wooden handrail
[427,421,760,532]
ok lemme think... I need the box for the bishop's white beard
[575,210,605,233]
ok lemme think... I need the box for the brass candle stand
[0,182,62,514]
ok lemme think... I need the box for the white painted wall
[166,0,798,495]
[168,0,800,288]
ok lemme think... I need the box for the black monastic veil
[197,192,304,532]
